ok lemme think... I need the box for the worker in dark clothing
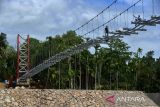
[9,76,13,88]
[134,15,141,21]
[133,15,142,26]
[137,15,141,21]
[12,75,17,88]
[105,26,109,37]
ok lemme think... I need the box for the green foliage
[0,31,160,92]
[0,33,16,81]
[29,31,160,92]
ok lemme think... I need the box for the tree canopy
[0,33,16,81]
[0,31,160,92]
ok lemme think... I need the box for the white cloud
[123,26,160,58]
[0,0,160,57]
[0,0,97,45]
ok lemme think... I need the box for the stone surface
[0,89,158,107]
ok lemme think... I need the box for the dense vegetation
[0,31,160,92]
[0,33,16,81]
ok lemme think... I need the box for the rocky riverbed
[0,88,158,107]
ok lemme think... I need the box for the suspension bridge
[16,0,160,86]
[1,0,160,106]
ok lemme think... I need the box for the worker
[9,75,13,88]
[134,15,141,20]
[105,26,109,37]
[12,75,17,88]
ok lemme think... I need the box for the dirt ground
[0,82,5,89]
[0,89,158,107]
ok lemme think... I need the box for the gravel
[0,88,158,107]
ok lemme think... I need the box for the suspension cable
[74,0,118,31]
[95,50,97,90]
[119,14,122,29]
[101,11,105,34]
[86,52,89,90]
[83,0,142,36]
[97,15,99,37]
[92,20,95,39]
[127,9,129,28]
[68,57,72,89]
[78,25,84,89]
[116,62,119,90]
[45,68,50,88]
[79,53,81,89]
[142,0,144,19]
[74,54,76,89]
[110,62,111,90]
[152,0,155,15]
[124,12,126,27]
[109,8,111,28]
[132,0,135,20]
[58,62,61,89]
[115,0,118,28]
[45,41,51,88]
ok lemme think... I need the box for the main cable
[74,0,118,31]
[83,0,142,36]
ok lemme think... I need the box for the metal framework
[19,16,160,80]
[16,35,30,81]
[109,16,160,36]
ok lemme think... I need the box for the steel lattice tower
[16,34,30,81]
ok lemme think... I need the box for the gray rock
[0,103,4,107]
[0,90,5,94]
[13,102,18,106]
[0,89,158,107]
[5,96,11,103]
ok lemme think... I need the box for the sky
[0,0,160,57]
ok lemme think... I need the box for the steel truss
[17,35,30,81]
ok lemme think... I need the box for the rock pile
[0,89,158,107]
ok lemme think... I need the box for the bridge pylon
[16,34,30,86]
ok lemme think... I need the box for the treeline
[0,31,160,92]
[0,33,16,81]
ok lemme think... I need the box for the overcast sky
[0,0,160,57]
